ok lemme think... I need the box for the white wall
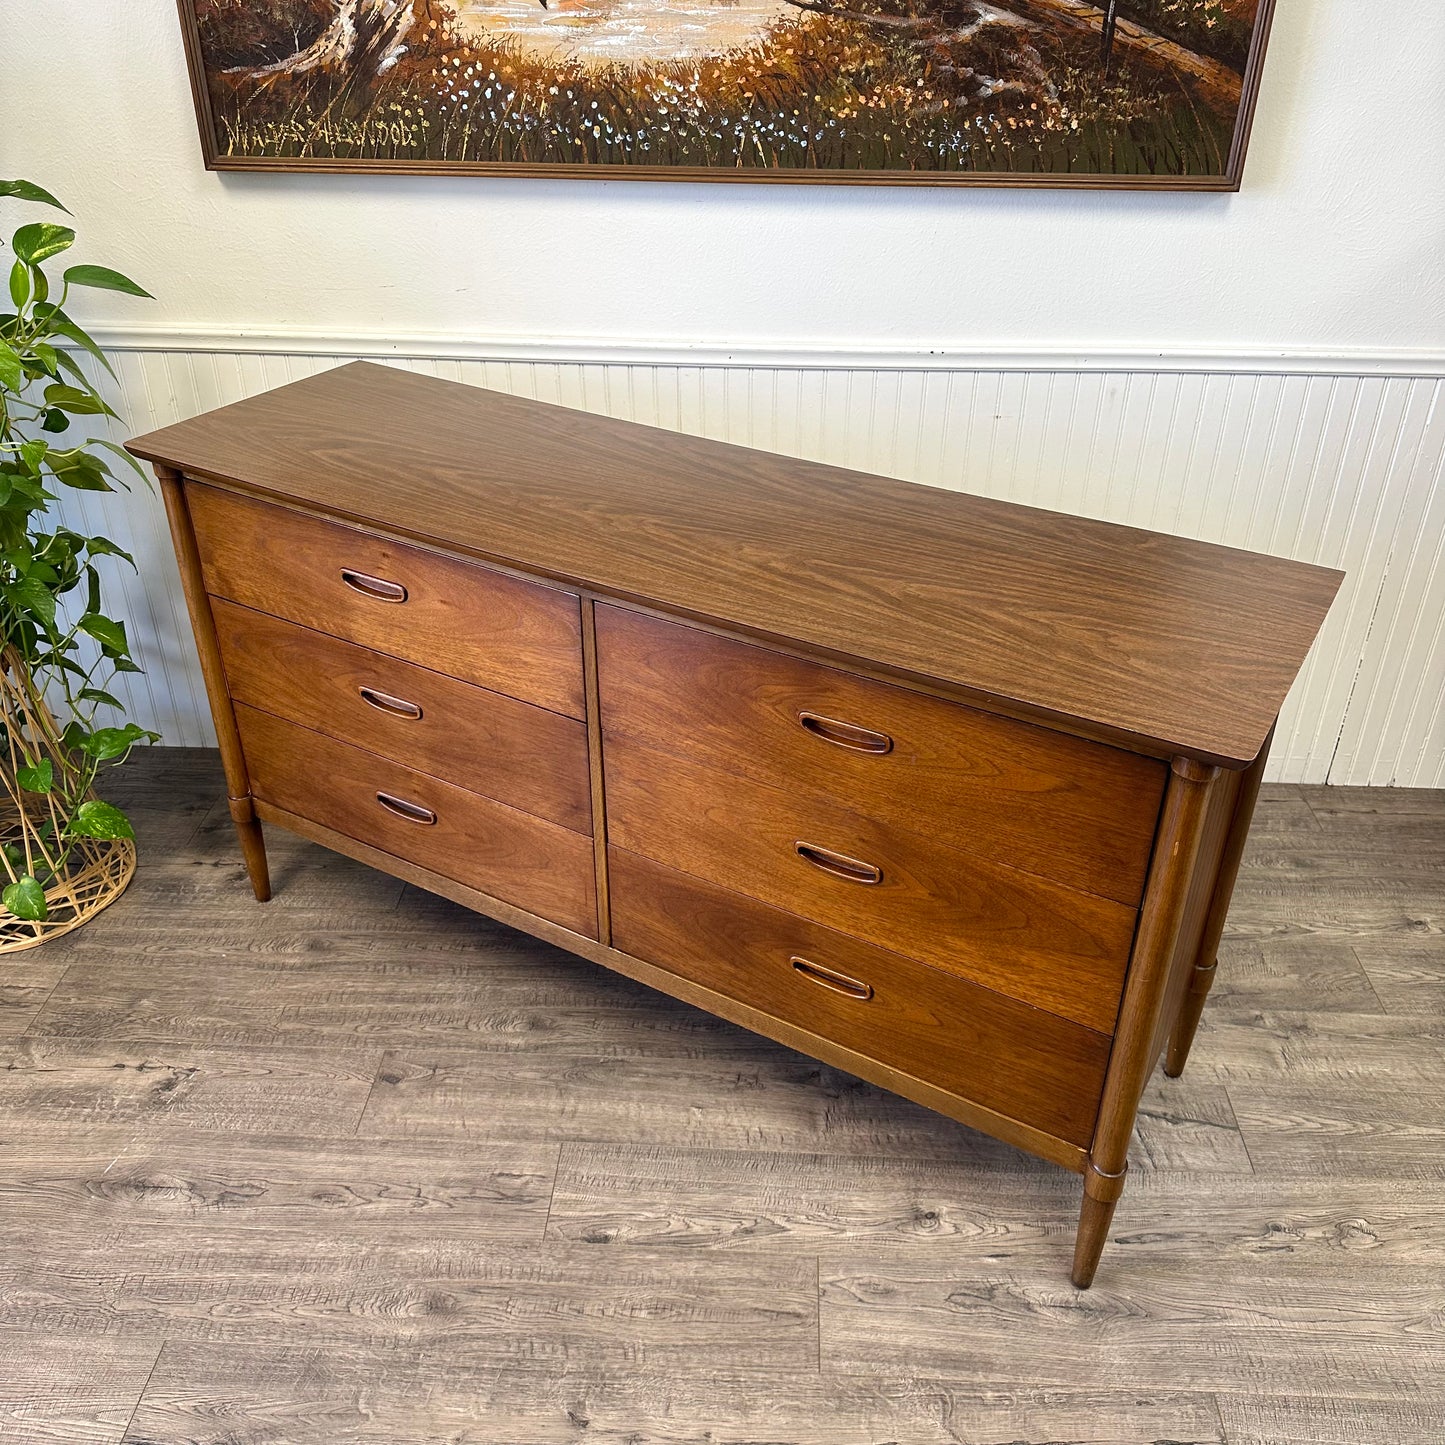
[5,0,1445,359]
[4,1,1445,785]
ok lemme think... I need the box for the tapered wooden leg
[158,463,273,905]
[1165,957,1217,1077]
[1072,1160,1127,1289]
[229,796,272,902]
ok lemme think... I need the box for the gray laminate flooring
[1,748,1442,1444]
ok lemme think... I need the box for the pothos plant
[0,177,158,931]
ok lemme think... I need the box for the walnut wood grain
[235,704,598,938]
[609,849,1111,1146]
[127,363,1343,767]
[187,479,586,718]
[604,734,1137,1033]
[595,603,1166,905]
[213,598,592,833]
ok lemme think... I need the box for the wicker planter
[0,648,137,951]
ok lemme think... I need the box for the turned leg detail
[1165,957,1218,1077]
[1071,1158,1128,1289]
[228,795,272,902]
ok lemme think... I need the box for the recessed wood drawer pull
[375,791,436,825]
[791,956,874,1001]
[795,840,883,885]
[798,711,894,755]
[358,686,423,720]
[341,568,408,603]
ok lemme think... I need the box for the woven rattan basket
[0,648,138,952]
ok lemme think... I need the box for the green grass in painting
[200,2,1236,175]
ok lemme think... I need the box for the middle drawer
[214,599,592,833]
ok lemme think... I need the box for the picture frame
[175,0,1278,189]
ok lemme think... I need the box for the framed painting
[177,0,1277,187]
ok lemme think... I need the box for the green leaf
[41,408,69,433]
[78,612,129,655]
[2,843,25,871]
[3,875,47,922]
[31,341,61,377]
[84,533,136,565]
[0,179,68,211]
[79,725,149,762]
[47,451,113,492]
[9,261,29,310]
[42,382,115,417]
[16,759,53,793]
[68,799,136,839]
[111,656,144,674]
[79,687,124,709]
[62,264,151,299]
[30,306,117,379]
[19,439,46,471]
[12,223,75,266]
[89,441,147,484]
[0,337,21,390]
[10,574,57,629]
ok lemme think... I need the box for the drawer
[596,605,1164,906]
[189,482,585,718]
[604,735,1135,1033]
[610,850,1110,1147]
[214,599,591,833]
[236,704,597,937]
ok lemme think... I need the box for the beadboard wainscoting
[60,341,1445,787]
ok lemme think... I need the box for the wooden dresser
[129,362,1341,1286]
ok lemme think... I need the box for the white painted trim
[86,324,1445,379]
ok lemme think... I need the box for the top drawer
[187,482,585,718]
[596,605,1165,906]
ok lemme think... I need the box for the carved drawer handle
[791,955,874,1001]
[376,791,436,825]
[795,840,883,885]
[798,711,893,755]
[341,568,408,603]
[359,686,423,721]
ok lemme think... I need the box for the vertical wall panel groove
[77,348,1445,786]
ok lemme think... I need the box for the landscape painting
[178,0,1276,185]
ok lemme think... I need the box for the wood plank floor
[1,748,1441,1444]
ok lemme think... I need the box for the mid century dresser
[129,361,1342,1286]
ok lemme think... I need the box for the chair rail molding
[58,334,1445,788]
[87,325,1445,380]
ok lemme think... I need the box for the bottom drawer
[610,849,1110,1147]
[237,704,598,938]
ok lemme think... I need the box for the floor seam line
[16,960,76,1041]
[118,1336,168,1443]
[541,1140,566,1242]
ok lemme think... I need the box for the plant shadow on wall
[0,180,158,949]
[192,0,1262,176]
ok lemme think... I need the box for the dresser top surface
[129,360,1341,766]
